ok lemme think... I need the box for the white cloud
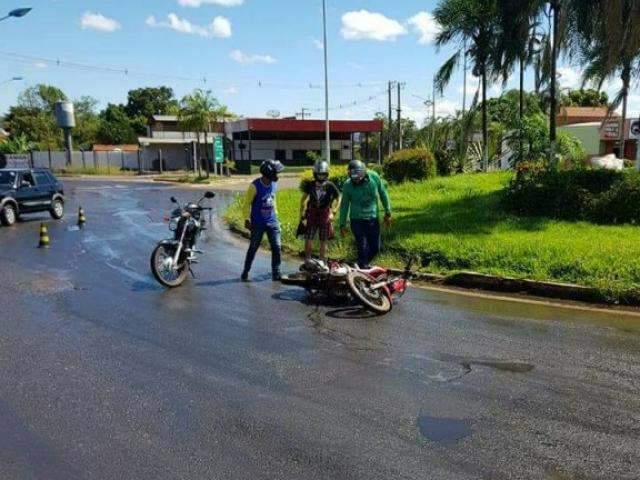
[407,11,440,45]
[178,0,243,6]
[229,49,276,64]
[81,12,121,32]
[457,77,482,95]
[34,62,47,69]
[558,66,582,89]
[211,16,232,37]
[223,84,239,94]
[313,38,324,51]
[341,10,406,42]
[146,13,231,38]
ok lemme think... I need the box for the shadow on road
[325,307,379,320]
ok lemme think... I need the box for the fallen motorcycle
[281,258,414,315]
[150,191,215,288]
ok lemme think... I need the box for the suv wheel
[50,199,64,220]
[1,203,17,226]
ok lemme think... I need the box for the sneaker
[272,271,282,282]
[241,272,250,282]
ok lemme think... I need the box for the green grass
[225,172,640,302]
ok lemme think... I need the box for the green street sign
[214,137,224,164]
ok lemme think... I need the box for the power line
[0,51,388,90]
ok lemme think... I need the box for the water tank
[54,101,76,128]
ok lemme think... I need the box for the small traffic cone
[38,223,50,249]
[78,206,86,228]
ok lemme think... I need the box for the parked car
[0,168,65,226]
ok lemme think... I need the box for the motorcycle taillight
[390,279,407,293]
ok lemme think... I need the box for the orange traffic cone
[38,223,50,249]
[78,206,86,227]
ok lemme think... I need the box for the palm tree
[210,105,236,175]
[434,0,501,171]
[179,89,222,178]
[494,0,544,162]
[572,0,640,160]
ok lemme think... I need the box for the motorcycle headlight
[169,218,179,231]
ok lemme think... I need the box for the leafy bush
[383,148,436,183]
[507,113,587,167]
[366,162,385,177]
[0,134,35,154]
[299,165,349,192]
[591,171,640,224]
[504,163,640,223]
[434,149,456,176]
[557,130,587,168]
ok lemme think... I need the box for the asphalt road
[1,179,639,480]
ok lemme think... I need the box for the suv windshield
[0,171,17,186]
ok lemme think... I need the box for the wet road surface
[1,179,639,480]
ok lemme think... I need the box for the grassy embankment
[225,172,640,301]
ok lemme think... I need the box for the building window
[275,149,286,162]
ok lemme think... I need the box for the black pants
[350,218,381,268]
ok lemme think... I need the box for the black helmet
[313,160,330,181]
[260,159,285,181]
[348,160,366,183]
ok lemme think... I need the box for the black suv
[0,168,65,226]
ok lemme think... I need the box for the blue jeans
[351,218,381,268]
[243,223,282,275]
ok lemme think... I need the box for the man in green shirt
[339,160,392,268]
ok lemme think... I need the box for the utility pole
[388,81,394,157]
[462,39,468,114]
[549,0,559,164]
[297,108,310,120]
[432,77,437,122]
[397,82,403,150]
[322,0,331,164]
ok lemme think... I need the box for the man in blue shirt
[241,159,285,282]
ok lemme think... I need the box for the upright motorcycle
[150,191,215,288]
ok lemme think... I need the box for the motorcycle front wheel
[150,243,188,288]
[347,271,392,315]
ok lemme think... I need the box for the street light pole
[0,7,32,22]
[322,0,331,164]
[0,76,23,86]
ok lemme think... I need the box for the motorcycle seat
[357,266,386,277]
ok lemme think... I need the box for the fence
[0,147,227,174]
[1,150,157,173]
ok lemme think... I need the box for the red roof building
[225,118,383,171]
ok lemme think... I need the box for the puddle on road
[417,414,472,445]
[462,359,535,373]
[438,354,535,374]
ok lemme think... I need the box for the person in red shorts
[299,160,341,263]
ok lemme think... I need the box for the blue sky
[1,0,638,123]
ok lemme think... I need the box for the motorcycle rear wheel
[347,271,392,314]
[150,244,188,288]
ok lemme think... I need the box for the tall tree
[572,0,640,159]
[124,87,179,119]
[434,0,501,170]
[179,89,224,177]
[97,104,138,145]
[494,0,544,161]
[73,96,101,150]
[4,84,67,149]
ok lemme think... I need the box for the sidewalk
[58,172,302,191]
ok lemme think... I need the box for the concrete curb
[228,222,633,307]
